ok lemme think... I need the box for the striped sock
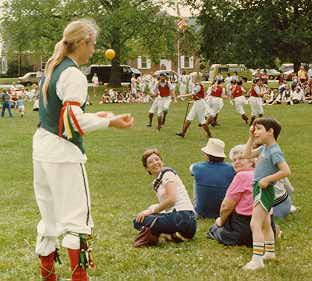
[264,240,275,255]
[252,242,264,261]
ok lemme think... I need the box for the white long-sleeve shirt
[33,64,110,163]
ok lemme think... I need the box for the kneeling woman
[133,148,196,246]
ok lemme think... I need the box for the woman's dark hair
[142,148,162,168]
[207,154,224,163]
[253,117,282,140]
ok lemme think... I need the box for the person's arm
[216,197,237,226]
[135,181,177,223]
[169,83,177,102]
[243,126,260,159]
[283,177,294,193]
[259,161,291,189]
[57,68,133,133]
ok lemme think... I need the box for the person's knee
[250,219,262,233]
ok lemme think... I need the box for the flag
[177,17,186,31]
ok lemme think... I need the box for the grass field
[0,92,311,281]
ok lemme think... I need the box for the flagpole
[177,0,180,77]
[177,33,180,76]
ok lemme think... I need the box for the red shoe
[39,252,57,281]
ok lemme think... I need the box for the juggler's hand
[108,114,134,129]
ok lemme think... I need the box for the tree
[185,0,312,70]
[1,0,178,85]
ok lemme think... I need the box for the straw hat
[201,138,226,158]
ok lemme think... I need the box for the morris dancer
[146,73,176,130]
[176,73,211,138]
[248,78,264,125]
[206,79,224,128]
[231,80,249,124]
[33,19,133,281]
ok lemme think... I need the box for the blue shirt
[191,161,235,218]
[254,144,286,184]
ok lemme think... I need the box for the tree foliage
[185,0,312,70]
[1,0,180,84]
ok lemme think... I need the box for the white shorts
[206,96,223,117]
[157,96,172,115]
[148,97,160,114]
[34,160,93,255]
[233,95,247,115]
[248,96,263,116]
[18,105,25,112]
[186,99,206,124]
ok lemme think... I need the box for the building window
[181,56,193,69]
[137,56,151,69]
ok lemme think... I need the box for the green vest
[39,57,86,154]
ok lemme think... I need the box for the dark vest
[39,57,86,153]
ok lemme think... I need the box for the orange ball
[105,49,116,60]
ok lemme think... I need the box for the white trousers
[233,95,247,115]
[186,99,206,124]
[34,160,93,256]
[248,96,264,116]
[206,96,224,117]
[157,96,172,116]
[148,97,160,114]
[179,83,187,95]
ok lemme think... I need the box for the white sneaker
[263,252,276,260]
[290,205,298,213]
[242,259,264,270]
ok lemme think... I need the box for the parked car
[208,64,252,82]
[86,64,141,84]
[260,69,282,80]
[17,72,40,86]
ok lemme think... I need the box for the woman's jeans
[133,209,196,239]
[1,102,13,117]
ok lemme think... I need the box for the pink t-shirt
[225,168,254,216]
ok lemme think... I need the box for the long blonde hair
[42,19,99,106]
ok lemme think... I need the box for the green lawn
[0,93,311,281]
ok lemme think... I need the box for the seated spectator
[99,92,111,104]
[304,82,312,103]
[207,144,255,246]
[273,178,297,218]
[133,148,196,247]
[291,86,304,104]
[190,138,235,218]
